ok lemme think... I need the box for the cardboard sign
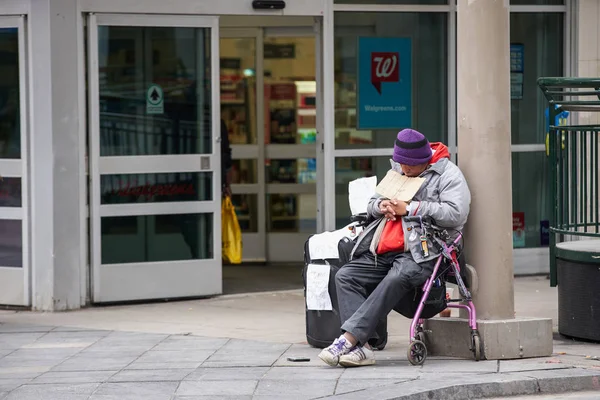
[375,170,425,202]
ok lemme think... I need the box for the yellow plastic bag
[222,196,242,264]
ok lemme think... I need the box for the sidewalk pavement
[0,276,598,399]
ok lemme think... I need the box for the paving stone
[134,350,214,363]
[252,397,309,400]
[51,356,138,372]
[327,373,539,400]
[0,359,61,369]
[334,379,413,395]
[499,359,575,373]
[340,365,421,380]
[0,350,13,359]
[125,361,202,370]
[201,353,281,368]
[4,348,82,360]
[419,358,498,373]
[24,341,97,349]
[220,339,289,352]
[51,327,110,333]
[37,331,110,340]
[86,342,157,350]
[176,380,258,396]
[154,336,228,351]
[70,350,145,359]
[0,325,55,333]
[0,333,46,349]
[0,378,31,392]
[184,367,269,381]
[520,368,600,394]
[31,370,118,384]
[173,397,252,400]
[262,366,343,380]
[4,383,99,400]
[254,379,337,398]
[0,366,51,379]
[109,369,194,382]
[91,382,178,400]
[99,332,168,343]
[202,343,288,368]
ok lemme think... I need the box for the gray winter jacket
[350,155,471,264]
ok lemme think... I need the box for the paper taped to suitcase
[306,263,333,311]
[308,227,358,260]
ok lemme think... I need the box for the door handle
[201,156,210,170]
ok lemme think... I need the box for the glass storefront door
[220,29,265,262]
[264,29,318,262]
[0,17,29,306]
[88,14,222,302]
[220,25,320,263]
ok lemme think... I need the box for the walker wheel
[472,334,482,361]
[407,340,427,366]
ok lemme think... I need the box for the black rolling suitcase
[302,232,388,350]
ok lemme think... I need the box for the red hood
[429,142,450,164]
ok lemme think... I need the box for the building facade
[0,0,594,310]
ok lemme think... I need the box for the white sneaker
[339,346,375,367]
[318,336,353,367]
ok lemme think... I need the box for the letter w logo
[371,52,399,94]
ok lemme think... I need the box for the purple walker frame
[407,230,482,365]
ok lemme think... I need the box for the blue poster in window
[510,44,524,73]
[357,37,412,130]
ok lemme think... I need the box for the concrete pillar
[30,0,84,310]
[423,0,553,360]
[577,0,600,126]
[456,0,514,320]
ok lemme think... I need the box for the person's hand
[380,199,396,221]
[380,199,408,221]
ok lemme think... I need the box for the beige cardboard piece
[375,170,425,202]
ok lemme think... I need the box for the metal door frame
[0,16,30,306]
[87,13,222,302]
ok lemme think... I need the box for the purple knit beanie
[392,129,432,166]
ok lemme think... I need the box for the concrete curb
[324,368,600,399]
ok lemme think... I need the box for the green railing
[537,78,600,286]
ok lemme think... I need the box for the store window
[510,13,563,145]
[334,0,447,4]
[511,152,549,249]
[334,12,448,149]
[0,28,20,159]
[510,0,563,4]
[0,27,23,269]
[220,38,257,145]
[509,12,563,249]
[334,0,563,4]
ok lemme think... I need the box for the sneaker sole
[318,351,340,367]
[339,358,376,368]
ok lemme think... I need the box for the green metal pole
[548,105,558,287]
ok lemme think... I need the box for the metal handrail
[537,77,600,286]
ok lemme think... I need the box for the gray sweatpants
[335,252,436,346]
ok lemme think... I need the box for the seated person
[318,128,471,367]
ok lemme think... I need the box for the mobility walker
[350,214,482,365]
